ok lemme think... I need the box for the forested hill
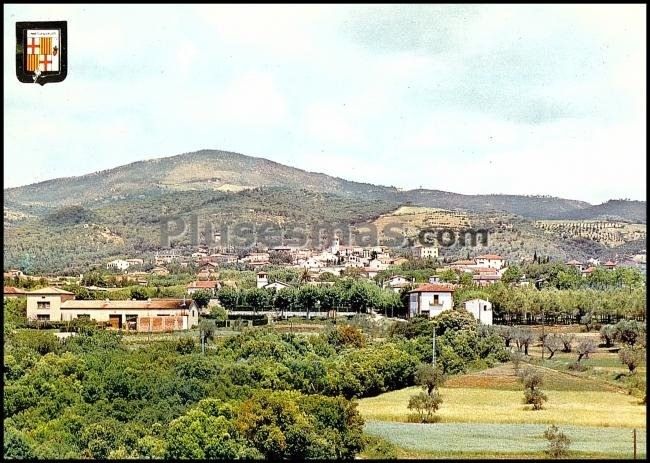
[5,149,597,219]
[548,200,646,223]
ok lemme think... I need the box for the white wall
[464,299,493,325]
[27,295,62,321]
[409,291,453,318]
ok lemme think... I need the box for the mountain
[549,200,646,223]
[5,149,591,218]
[3,149,645,274]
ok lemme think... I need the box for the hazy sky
[4,4,646,203]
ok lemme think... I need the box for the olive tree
[522,367,547,410]
[576,339,596,363]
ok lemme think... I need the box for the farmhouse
[566,259,584,272]
[186,280,220,296]
[384,275,412,293]
[408,283,455,318]
[464,299,493,325]
[475,254,505,270]
[472,273,502,287]
[106,259,130,271]
[412,245,439,259]
[26,288,198,331]
[256,271,291,290]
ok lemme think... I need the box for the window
[483,305,489,311]
[433,295,440,305]
[192,310,195,316]
[37,314,50,321]
[37,301,50,310]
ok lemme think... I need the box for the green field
[364,422,646,459]
[358,361,646,458]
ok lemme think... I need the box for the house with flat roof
[26,287,198,331]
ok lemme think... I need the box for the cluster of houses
[7,246,645,332]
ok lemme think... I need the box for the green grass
[363,422,646,458]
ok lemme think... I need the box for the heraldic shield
[16,21,67,85]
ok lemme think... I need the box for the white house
[408,283,455,318]
[263,281,291,290]
[106,259,130,271]
[475,254,505,270]
[125,258,144,267]
[303,257,323,269]
[464,299,493,325]
[384,275,412,293]
[412,245,439,259]
[256,271,291,290]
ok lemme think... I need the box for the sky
[3,4,646,204]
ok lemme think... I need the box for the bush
[567,361,587,372]
[407,391,442,423]
[614,320,645,346]
[544,424,571,458]
[362,435,398,459]
[522,368,547,410]
[176,337,197,354]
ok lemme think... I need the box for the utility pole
[432,325,436,367]
[542,309,546,360]
[633,428,637,460]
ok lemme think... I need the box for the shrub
[407,391,442,423]
[543,424,571,458]
[522,367,547,410]
[362,435,398,459]
[614,320,645,346]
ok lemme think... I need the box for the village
[4,234,646,333]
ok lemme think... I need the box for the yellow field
[357,386,646,428]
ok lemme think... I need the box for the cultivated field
[358,353,646,459]
[364,422,645,459]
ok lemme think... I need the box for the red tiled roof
[566,260,582,265]
[476,254,503,260]
[4,286,26,295]
[476,267,498,274]
[451,260,475,265]
[187,280,219,289]
[409,283,455,293]
[583,267,596,273]
[604,261,616,266]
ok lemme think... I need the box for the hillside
[5,149,592,219]
[3,149,646,273]
[549,200,646,223]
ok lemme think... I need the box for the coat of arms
[16,21,67,85]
